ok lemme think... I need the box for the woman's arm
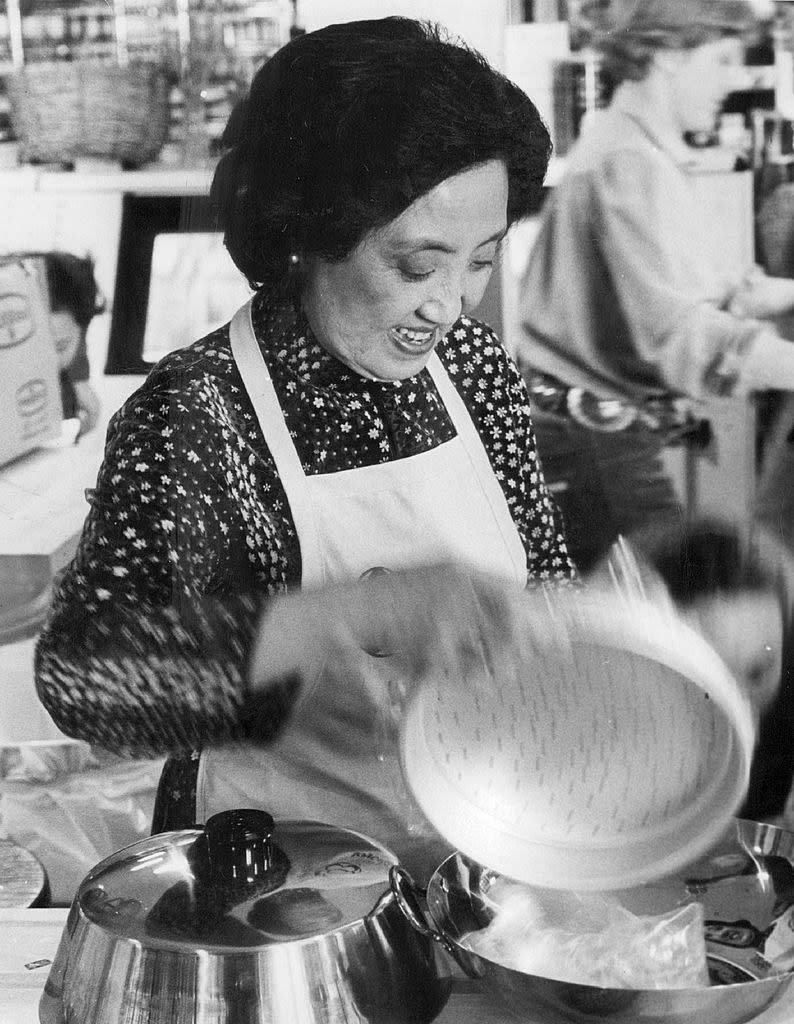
[35,360,291,757]
[436,321,575,584]
[502,354,576,583]
[36,346,553,757]
[596,151,794,398]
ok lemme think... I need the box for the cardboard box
[0,257,62,468]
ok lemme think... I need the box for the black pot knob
[205,809,276,891]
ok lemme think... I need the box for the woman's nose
[418,273,465,325]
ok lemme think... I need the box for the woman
[34,18,573,880]
[45,251,104,438]
[621,519,794,822]
[517,0,794,573]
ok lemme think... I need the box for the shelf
[0,163,216,193]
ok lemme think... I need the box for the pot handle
[389,865,460,958]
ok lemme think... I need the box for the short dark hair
[639,520,778,605]
[0,251,104,328]
[44,252,104,329]
[210,17,551,292]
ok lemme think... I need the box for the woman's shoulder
[151,322,237,384]
[436,315,526,406]
[106,322,243,445]
[123,323,236,401]
[436,314,505,365]
[564,108,669,185]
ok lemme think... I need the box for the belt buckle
[566,388,637,432]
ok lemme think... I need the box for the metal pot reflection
[392,818,794,1024]
[39,810,451,1024]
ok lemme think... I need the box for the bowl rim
[424,818,794,995]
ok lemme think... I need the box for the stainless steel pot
[392,818,794,1024]
[39,809,451,1024]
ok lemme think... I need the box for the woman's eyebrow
[392,229,507,255]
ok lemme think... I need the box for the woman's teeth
[392,326,436,348]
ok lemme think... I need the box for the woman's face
[301,159,508,381]
[50,309,82,369]
[684,589,784,719]
[664,37,745,135]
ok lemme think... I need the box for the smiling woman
[301,162,509,381]
[34,17,574,883]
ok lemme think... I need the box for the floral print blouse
[34,289,574,827]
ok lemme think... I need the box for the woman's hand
[248,563,553,706]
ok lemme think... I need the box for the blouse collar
[610,83,696,168]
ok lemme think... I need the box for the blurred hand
[591,538,784,722]
[680,594,784,722]
[248,563,565,711]
[72,380,102,439]
[728,269,794,321]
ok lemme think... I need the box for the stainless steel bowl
[39,810,451,1024]
[392,819,794,1024]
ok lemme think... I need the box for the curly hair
[578,0,763,84]
[210,17,551,292]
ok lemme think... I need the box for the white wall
[296,0,508,68]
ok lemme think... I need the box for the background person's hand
[589,535,785,723]
[679,595,783,722]
[727,268,794,321]
[72,380,102,439]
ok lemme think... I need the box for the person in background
[44,251,105,439]
[34,18,573,882]
[619,519,794,823]
[517,0,794,574]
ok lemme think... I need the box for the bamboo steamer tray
[401,591,755,890]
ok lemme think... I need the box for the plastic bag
[0,745,164,905]
[461,877,710,990]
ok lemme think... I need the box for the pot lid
[74,811,398,949]
[400,590,755,891]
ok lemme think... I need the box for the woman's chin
[354,351,436,382]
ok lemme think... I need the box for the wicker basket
[8,62,171,168]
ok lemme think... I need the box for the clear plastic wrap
[461,877,710,990]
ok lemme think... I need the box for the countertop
[0,166,217,196]
[3,909,794,1024]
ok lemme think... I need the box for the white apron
[197,300,527,878]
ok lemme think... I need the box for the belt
[525,371,712,448]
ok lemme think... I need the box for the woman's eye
[399,266,434,282]
[471,259,494,272]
